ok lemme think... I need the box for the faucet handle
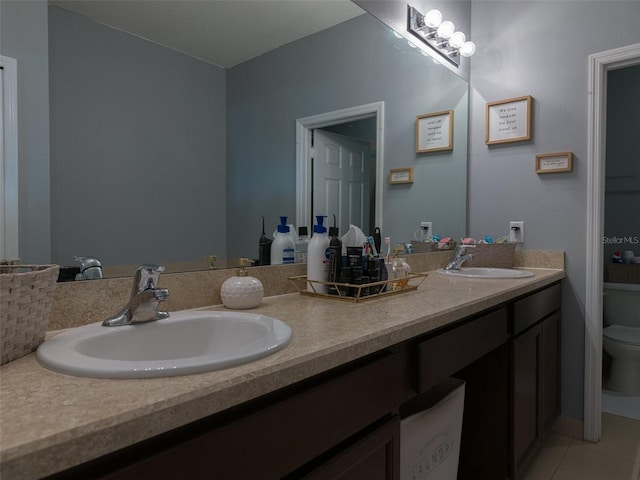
[134,264,165,291]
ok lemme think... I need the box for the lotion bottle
[220,258,264,309]
[307,215,329,293]
[271,216,295,265]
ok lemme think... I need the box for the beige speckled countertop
[0,266,564,479]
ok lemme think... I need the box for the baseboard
[551,415,584,440]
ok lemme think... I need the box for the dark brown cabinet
[300,417,400,480]
[47,282,562,480]
[510,283,562,479]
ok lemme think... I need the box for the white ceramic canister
[220,258,264,309]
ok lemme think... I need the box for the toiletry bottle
[307,215,330,293]
[220,258,264,309]
[295,226,310,263]
[258,216,272,266]
[271,216,295,265]
[391,247,411,290]
[328,223,342,295]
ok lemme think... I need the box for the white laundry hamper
[399,378,465,480]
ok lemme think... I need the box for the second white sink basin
[436,267,534,279]
[36,310,292,379]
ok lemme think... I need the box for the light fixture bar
[407,5,475,67]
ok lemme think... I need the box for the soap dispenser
[220,258,264,309]
[271,216,295,265]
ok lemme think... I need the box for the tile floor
[522,413,640,480]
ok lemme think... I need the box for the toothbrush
[384,237,391,262]
[368,236,378,257]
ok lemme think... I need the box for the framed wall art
[416,110,453,153]
[485,95,532,145]
[388,167,414,185]
[535,152,573,173]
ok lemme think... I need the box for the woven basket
[1,264,59,365]
[463,243,517,268]
[411,241,457,253]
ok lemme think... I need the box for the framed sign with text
[388,167,414,185]
[535,152,573,173]
[416,110,453,153]
[485,96,532,145]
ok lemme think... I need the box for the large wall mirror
[45,0,469,277]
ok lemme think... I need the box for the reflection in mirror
[45,3,469,278]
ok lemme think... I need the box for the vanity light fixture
[407,5,476,67]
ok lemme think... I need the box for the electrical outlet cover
[509,221,524,243]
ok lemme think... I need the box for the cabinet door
[541,312,561,431]
[300,417,400,480]
[511,323,542,477]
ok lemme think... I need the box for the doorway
[584,43,640,442]
[0,55,19,260]
[312,122,376,235]
[295,102,384,234]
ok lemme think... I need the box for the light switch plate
[509,221,525,243]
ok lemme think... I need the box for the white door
[1,56,19,260]
[312,130,374,235]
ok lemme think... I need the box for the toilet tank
[603,282,640,327]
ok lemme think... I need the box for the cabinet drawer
[513,283,561,335]
[417,308,508,392]
[95,351,411,480]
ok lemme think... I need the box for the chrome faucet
[102,264,170,327]
[444,244,476,271]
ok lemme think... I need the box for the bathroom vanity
[0,268,564,480]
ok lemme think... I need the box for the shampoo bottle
[307,215,329,293]
[271,216,295,265]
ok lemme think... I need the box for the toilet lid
[603,325,640,346]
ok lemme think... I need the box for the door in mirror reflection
[312,129,375,235]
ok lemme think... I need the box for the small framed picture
[535,152,573,173]
[416,110,453,153]
[388,167,414,184]
[485,96,532,145]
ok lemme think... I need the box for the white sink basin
[36,311,292,379]
[436,267,534,279]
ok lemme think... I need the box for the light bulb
[424,9,442,28]
[437,21,455,39]
[449,31,466,49]
[459,41,476,57]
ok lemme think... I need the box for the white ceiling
[50,0,366,69]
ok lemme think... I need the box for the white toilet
[602,282,640,395]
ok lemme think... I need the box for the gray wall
[48,6,227,266]
[468,1,640,422]
[604,65,640,263]
[0,0,51,264]
[226,13,468,259]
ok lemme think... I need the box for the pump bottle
[271,216,295,265]
[220,258,264,309]
[307,215,330,293]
